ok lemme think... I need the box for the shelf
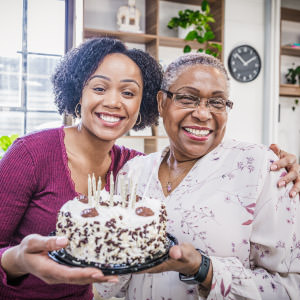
[281,7,300,22]
[280,84,300,97]
[84,28,221,51]
[162,0,220,5]
[159,36,221,49]
[84,28,157,44]
[281,46,300,57]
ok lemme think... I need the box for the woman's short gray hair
[161,53,230,91]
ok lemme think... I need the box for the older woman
[96,53,300,299]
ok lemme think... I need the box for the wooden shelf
[280,84,300,97]
[84,28,222,52]
[281,7,300,22]
[159,36,221,49]
[162,0,219,5]
[84,28,157,44]
[281,46,300,57]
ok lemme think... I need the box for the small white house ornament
[117,0,142,33]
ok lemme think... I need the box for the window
[0,0,66,136]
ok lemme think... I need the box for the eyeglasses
[161,89,234,113]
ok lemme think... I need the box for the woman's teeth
[99,114,121,123]
[185,128,210,137]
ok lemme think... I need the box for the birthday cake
[55,176,167,266]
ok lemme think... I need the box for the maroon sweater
[0,127,142,300]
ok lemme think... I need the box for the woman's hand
[269,144,300,198]
[141,243,213,289]
[1,234,118,285]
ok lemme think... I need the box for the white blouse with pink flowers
[95,138,300,300]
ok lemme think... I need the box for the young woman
[0,37,162,300]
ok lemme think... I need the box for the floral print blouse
[95,138,300,300]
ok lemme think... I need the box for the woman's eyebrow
[120,79,141,88]
[89,75,110,81]
[212,90,225,95]
[88,75,140,88]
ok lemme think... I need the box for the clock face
[228,45,261,82]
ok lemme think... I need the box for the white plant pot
[178,25,196,39]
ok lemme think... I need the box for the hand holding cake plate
[48,232,177,275]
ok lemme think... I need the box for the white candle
[125,180,128,208]
[92,173,96,206]
[131,180,137,209]
[129,178,134,209]
[88,174,92,206]
[109,172,114,206]
[96,176,101,202]
[120,175,125,208]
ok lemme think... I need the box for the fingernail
[56,236,68,246]
[278,181,286,187]
[290,191,296,198]
[270,164,278,171]
[108,278,119,283]
[91,273,104,280]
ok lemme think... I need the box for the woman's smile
[182,126,213,141]
[95,112,125,127]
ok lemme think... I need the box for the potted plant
[285,64,300,85]
[167,0,221,57]
[0,134,18,159]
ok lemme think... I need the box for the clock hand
[244,56,256,66]
[234,53,247,66]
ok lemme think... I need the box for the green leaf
[10,134,18,143]
[204,31,215,41]
[197,48,204,52]
[0,134,18,153]
[185,30,197,41]
[197,36,204,43]
[205,49,213,55]
[183,45,192,53]
[206,16,215,23]
[0,136,10,152]
[209,43,222,51]
[201,0,208,12]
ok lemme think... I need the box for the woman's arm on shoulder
[269,144,300,198]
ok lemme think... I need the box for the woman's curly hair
[51,37,162,130]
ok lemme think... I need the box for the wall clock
[228,45,261,82]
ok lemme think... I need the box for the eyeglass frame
[161,89,234,113]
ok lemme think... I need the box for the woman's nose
[191,102,212,120]
[102,90,122,108]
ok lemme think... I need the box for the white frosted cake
[56,189,167,266]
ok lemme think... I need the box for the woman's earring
[135,113,142,126]
[75,103,81,118]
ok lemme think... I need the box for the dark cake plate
[48,233,178,275]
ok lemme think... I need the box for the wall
[223,0,265,144]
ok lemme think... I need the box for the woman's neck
[69,124,115,163]
[64,125,115,194]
